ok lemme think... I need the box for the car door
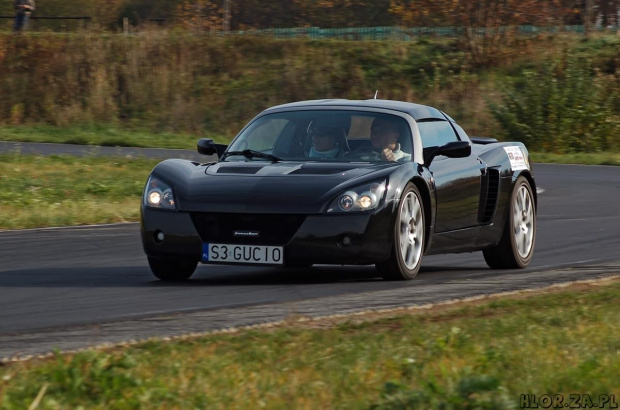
[418,120,482,233]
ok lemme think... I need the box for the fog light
[341,236,351,246]
[154,230,165,244]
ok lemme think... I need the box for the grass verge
[0,154,159,230]
[530,151,620,167]
[0,150,618,231]
[1,278,619,409]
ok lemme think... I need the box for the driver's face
[312,134,337,152]
[370,124,398,150]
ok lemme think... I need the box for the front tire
[148,256,198,281]
[376,183,425,280]
[483,176,536,269]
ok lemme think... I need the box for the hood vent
[288,166,353,175]
[214,163,359,176]
[216,166,262,174]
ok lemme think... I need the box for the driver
[369,117,411,161]
[307,124,344,158]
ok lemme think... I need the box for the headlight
[144,176,176,210]
[326,180,386,213]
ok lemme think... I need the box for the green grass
[530,151,620,166]
[0,125,229,150]
[0,154,159,230]
[1,150,618,231]
[1,279,619,409]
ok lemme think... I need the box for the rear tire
[376,183,425,280]
[148,256,198,281]
[483,176,536,269]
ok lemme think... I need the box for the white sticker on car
[504,146,529,171]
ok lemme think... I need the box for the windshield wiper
[220,149,281,162]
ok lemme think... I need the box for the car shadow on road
[0,264,491,288]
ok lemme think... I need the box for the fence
[1,20,618,38]
[234,25,619,40]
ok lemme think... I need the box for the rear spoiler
[470,136,498,145]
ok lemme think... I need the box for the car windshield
[224,110,413,163]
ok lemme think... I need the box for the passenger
[307,124,343,158]
[369,117,411,161]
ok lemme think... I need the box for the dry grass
[2,32,617,141]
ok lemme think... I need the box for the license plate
[202,243,283,265]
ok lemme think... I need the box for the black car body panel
[141,99,536,276]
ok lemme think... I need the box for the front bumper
[140,204,396,266]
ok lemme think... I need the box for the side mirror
[197,138,217,156]
[197,138,229,159]
[423,140,471,167]
[438,140,471,158]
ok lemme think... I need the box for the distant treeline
[1,0,618,31]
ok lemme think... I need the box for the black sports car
[141,99,536,281]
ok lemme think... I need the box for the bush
[488,56,620,153]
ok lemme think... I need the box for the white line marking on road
[0,222,139,234]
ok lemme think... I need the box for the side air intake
[478,168,500,224]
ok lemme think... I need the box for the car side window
[417,120,459,148]
[451,123,470,141]
[345,114,413,161]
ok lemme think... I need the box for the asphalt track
[0,141,205,161]
[1,142,619,358]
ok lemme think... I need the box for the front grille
[190,213,307,245]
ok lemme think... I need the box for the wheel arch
[514,170,537,210]
[482,169,537,269]
[409,177,433,254]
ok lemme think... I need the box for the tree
[293,0,394,28]
[174,1,223,32]
[118,0,185,27]
[389,0,567,66]
[599,0,620,26]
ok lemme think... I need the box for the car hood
[160,160,396,214]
